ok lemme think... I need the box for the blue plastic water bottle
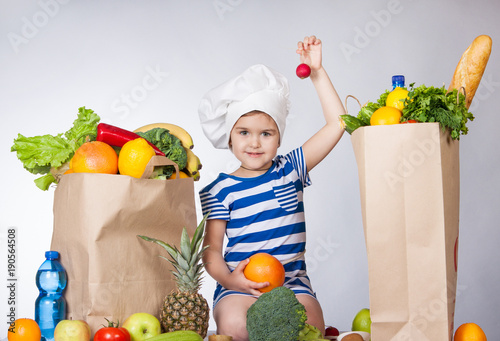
[35,251,67,341]
[392,75,405,89]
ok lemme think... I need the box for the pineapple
[138,214,210,338]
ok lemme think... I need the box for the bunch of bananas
[134,123,202,181]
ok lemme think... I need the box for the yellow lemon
[386,87,409,110]
[370,106,402,125]
[118,138,156,178]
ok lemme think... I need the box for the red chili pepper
[96,123,165,156]
[401,119,418,124]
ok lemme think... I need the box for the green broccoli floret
[246,286,308,341]
[298,323,323,340]
[137,128,187,178]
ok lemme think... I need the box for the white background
[1,0,499,338]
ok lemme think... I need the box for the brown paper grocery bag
[351,123,459,341]
[50,156,197,334]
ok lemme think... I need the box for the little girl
[198,36,345,340]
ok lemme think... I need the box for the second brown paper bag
[51,156,198,334]
[351,123,459,341]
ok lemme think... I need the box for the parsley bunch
[402,83,474,140]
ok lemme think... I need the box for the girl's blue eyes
[239,131,272,136]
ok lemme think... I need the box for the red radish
[296,63,311,79]
[325,326,340,337]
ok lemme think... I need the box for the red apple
[325,326,340,337]
[296,63,311,79]
[54,320,91,341]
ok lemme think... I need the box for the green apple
[352,308,371,333]
[54,320,91,341]
[122,313,161,341]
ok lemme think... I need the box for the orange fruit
[8,318,41,341]
[63,169,74,175]
[70,141,118,174]
[168,171,190,179]
[243,252,285,293]
[454,323,487,341]
[370,106,402,125]
[118,138,156,178]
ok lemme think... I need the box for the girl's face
[229,111,280,174]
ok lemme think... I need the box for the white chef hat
[198,64,290,149]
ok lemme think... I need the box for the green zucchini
[143,331,203,341]
[339,114,366,134]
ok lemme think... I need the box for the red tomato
[94,319,130,341]
[401,119,418,124]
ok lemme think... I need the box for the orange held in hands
[454,322,487,341]
[70,141,118,174]
[243,252,285,293]
[8,318,42,341]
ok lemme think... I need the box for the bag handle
[141,155,179,179]
[457,86,467,104]
[344,95,363,115]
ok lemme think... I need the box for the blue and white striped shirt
[200,147,316,306]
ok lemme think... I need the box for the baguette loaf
[448,35,492,108]
[208,335,233,341]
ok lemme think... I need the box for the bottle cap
[392,75,405,86]
[45,251,59,260]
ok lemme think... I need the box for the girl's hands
[203,219,268,296]
[296,35,322,71]
[225,258,270,296]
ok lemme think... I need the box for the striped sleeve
[286,147,311,187]
[199,188,230,221]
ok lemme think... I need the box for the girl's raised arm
[298,36,346,172]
